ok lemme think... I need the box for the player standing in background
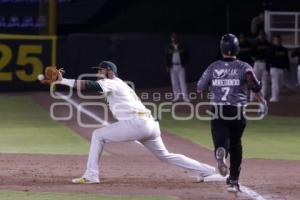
[197,34,268,192]
[268,35,290,102]
[165,32,190,102]
[48,61,225,184]
[237,33,253,66]
[252,31,271,100]
[251,12,265,37]
[291,47,300,85]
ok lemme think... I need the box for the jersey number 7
[221,87,230,101]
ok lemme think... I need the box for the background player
[197,34,267,192]
[251,31,271,100]
[49,61,225,184]
[291,46,300,85]
[165,32,190,102]
[237,33,253,66]
[268,35,290,102]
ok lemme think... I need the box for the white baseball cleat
[71,177,100,184]
[196,173,228,182]
[203,173,228,182]
[216,147,228,176]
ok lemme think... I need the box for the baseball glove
[40,66,59,85]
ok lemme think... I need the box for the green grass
[0,96,89,155]
[160,113,300,160]
[0,191,177,200]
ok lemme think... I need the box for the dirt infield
[0,91,299,200]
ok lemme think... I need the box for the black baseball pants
[211,105,246,180]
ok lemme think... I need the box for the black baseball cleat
[226,177,231,185]
[227,179,241,193]
[215,147,228,176]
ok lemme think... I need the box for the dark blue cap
[92,61,117,74]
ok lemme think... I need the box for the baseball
[37,74,45,81]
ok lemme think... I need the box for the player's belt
[137,112,152,118]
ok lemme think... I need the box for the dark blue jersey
[197,58,261,106]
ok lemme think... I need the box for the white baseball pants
[83,118,215,181]
[251,61,268,100]
[270,68,284,102]
[170,66,189,100]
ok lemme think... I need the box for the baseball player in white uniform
[251,32,271,101]
[166,33,190,102]
[55,61,225,184]
[268,35,290,102]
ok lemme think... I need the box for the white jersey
[97,77,151,121]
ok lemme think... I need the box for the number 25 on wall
[0,44,43,82]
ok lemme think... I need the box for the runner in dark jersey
[197,33,268,193]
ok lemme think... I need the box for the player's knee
[91,130,104,141]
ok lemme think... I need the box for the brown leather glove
[40,66,59,85]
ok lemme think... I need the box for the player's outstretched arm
[57,70,103,92]
[39,67,103,93]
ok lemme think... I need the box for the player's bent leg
[215,147,228,177]
[74,119,156,184]
[211,119,230,153]
[211,109,232,177]
[82,129,104,183]
[140,136,215,178]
